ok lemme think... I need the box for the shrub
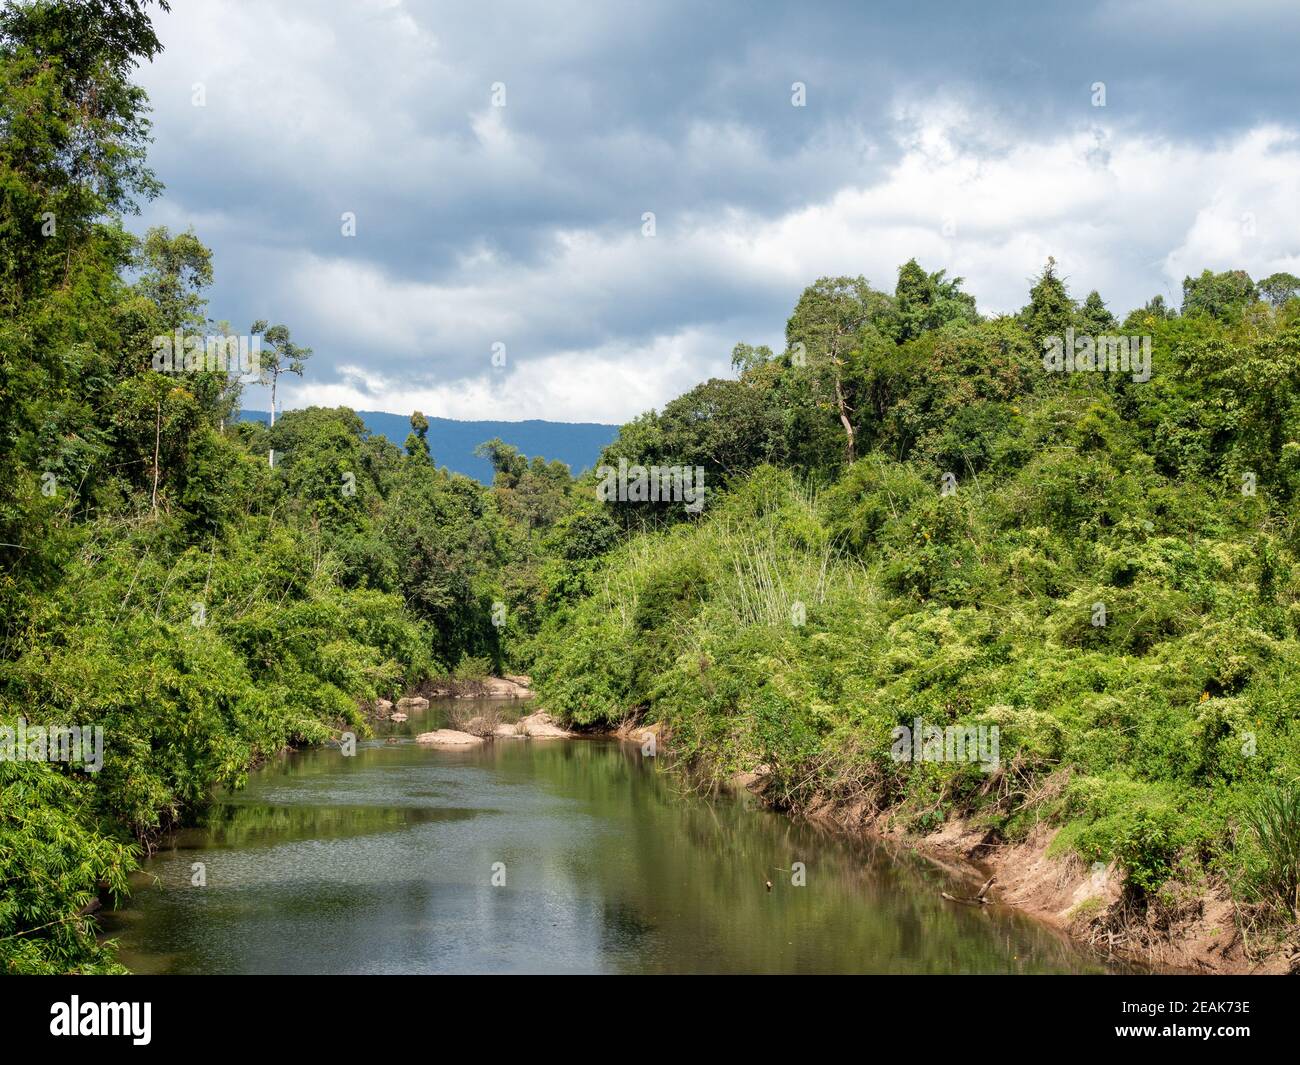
[1242,783,1300,914]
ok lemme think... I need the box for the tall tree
[1259,272,1300,310]
[1019,257,1076,346]
[0,0,169,567]
[1181,269,1257,321]
[475,437,527,488]
[786,276,892,464]
[1077,290,1117,333]
[250,320,312,428]
[406,410,431,462]
[894,258,979,341]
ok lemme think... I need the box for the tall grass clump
[1243,783,1300,915]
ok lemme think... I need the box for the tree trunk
[829,331,857,465]
[268,371,277,466]
[833,375,856,464]
[151,399,161,513]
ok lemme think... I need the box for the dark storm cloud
[132,0,1300,421]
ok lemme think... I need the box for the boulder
[478,676,536,699]
[617,720,665,745]
[517,711,572,738]
[493,722,523,738]
[720,762,770,793]
[397,695,430,713]
[390,712,408,723]
[414,729,484,748]
[629,722,663,745]
[375,698,394,713]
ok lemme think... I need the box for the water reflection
[101,700,1128,974]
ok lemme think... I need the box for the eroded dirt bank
[672,733,1298,974]
[792,793,1298,975]
[602,715,1295,973]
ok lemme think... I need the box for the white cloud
[256,112,1300,422]
[285,331,717,423]
[136,4,1300,425]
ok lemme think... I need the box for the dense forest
[4,0,1300,973]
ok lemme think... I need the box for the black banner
[2,974,1290,1051]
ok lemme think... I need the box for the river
[100,698,1125,974]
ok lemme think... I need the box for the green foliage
[1242,783,1300,914]
[453,653,493,680]
[1052,776,1190,899]
[532,253,1300,935]
[0,0,548,971]
[1077,290,1117,333]
[1182,268,1258,322]
[0,760,133,974]
[253,318,313,419]
[894,258,979,342]
[1019,257,1075,346]
[1258,272,1300,311]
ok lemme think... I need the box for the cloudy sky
[134,0,1300,424]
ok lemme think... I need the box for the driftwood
[941,875,995,906]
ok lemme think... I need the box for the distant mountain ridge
[240,409,620,485]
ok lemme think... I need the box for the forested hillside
[534,263,1300,956]
[239,411,619,487]
[0,0,578,972]
[3,0,1299,974]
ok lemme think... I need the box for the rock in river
[517,711,572,738]
[415,729,484,748]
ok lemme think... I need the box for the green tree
[1259,272,1300,311]
[1181,268,1257,321]
[894,258,979,341]
[250,319,312,429]
[729,341,774,374]
[0,0,168,571]
[475,437,528,488]
[135,225,211,331]
[406,410,431,462]
[786,276,894,464]
[1077,289,1117,333]
[1019,257,1075,346]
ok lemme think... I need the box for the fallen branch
[942,875,996,906]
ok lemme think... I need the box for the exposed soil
[656,740,1300,975]
[791,792,1300,975]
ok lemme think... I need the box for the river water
[101,699,1124,974]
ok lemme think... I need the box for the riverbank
[719,757,1297,975]
[910,815,1283,974]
